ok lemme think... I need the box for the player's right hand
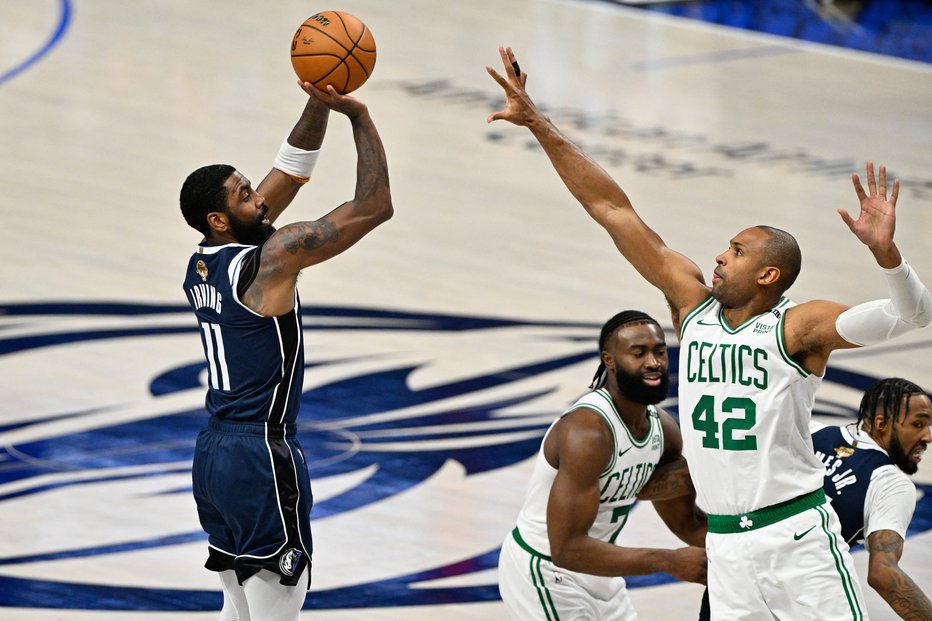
[299,81,369,118]
[669,546,708,585]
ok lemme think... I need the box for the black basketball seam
[291,52,343,60]
[334,11,353,41]
[310,61,349,90]
[294,52,345,89]
[330,12,372,78]
[345,50,371,82]
[351,26,373,78]
[291,53,345,59]
[295,14,374,91]
[300,19,354,55]
[354,24,376,53]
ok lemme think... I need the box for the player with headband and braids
[498,310,707,621]
[487,46,931,620]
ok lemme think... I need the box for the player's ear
[601,351,614,371]
[207,211,229,232]
[758,266,780,286]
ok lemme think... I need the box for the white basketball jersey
[515,389,664,555]
[678,296,825,515]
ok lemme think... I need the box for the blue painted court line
[1,0,72,86]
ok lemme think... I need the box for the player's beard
[888,428,919,475]
[613,367,669,405]
[228,210,273,246]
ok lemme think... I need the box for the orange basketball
[290,11,376,95]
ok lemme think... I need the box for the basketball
[290,11,376,95]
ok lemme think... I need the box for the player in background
[486,45,931,620]
[180,81,392,621]
[812,378,932,620]
[498,310,707,621]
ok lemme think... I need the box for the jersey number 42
[691,394,758,451]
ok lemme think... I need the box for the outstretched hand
[839,161,898,255]
[299,81,369,118]
[485,46,537,126]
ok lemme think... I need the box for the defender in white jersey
[488,47,932,620]
[701,378,932,621]
[499,311,707,621]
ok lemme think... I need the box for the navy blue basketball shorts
[193,417,313,587]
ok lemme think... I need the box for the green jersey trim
[718,296,790,334]
[679,295,715,340]
[595,388,654,448]
[707,488,826,534]
[572,403,617,476]
[512,526,551,561]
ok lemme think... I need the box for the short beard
[228,214,273,246]
[888,429,918,475]
[613,367,669,405]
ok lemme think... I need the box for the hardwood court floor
[1,0,930,619]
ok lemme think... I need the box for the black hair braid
[856,377,926,431]
[589,310,660,390]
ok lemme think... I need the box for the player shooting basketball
[487,45,932,620]
[180,79,392,620]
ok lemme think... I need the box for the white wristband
[273,140,320,183]
[835,258,932,346]
[881,259,932,325]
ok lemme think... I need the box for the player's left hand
[838,160,898,251]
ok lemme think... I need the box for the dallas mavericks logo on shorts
[279,548,303,577]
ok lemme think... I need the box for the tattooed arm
[255,94,331,224]
[637,409,707,547]
[243,86,393,316]
[638,409,695,501]
[866,529,932,621]
[637,457,694,501]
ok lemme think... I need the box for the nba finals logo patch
[834,446,855,459]
[196,259,208,282]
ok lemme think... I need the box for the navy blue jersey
[811,425,892,545]
[183,243,304,425]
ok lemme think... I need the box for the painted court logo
[0,301,928,612]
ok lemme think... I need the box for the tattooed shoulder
[283,219,339,254]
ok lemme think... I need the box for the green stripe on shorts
[816,504,863,620]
